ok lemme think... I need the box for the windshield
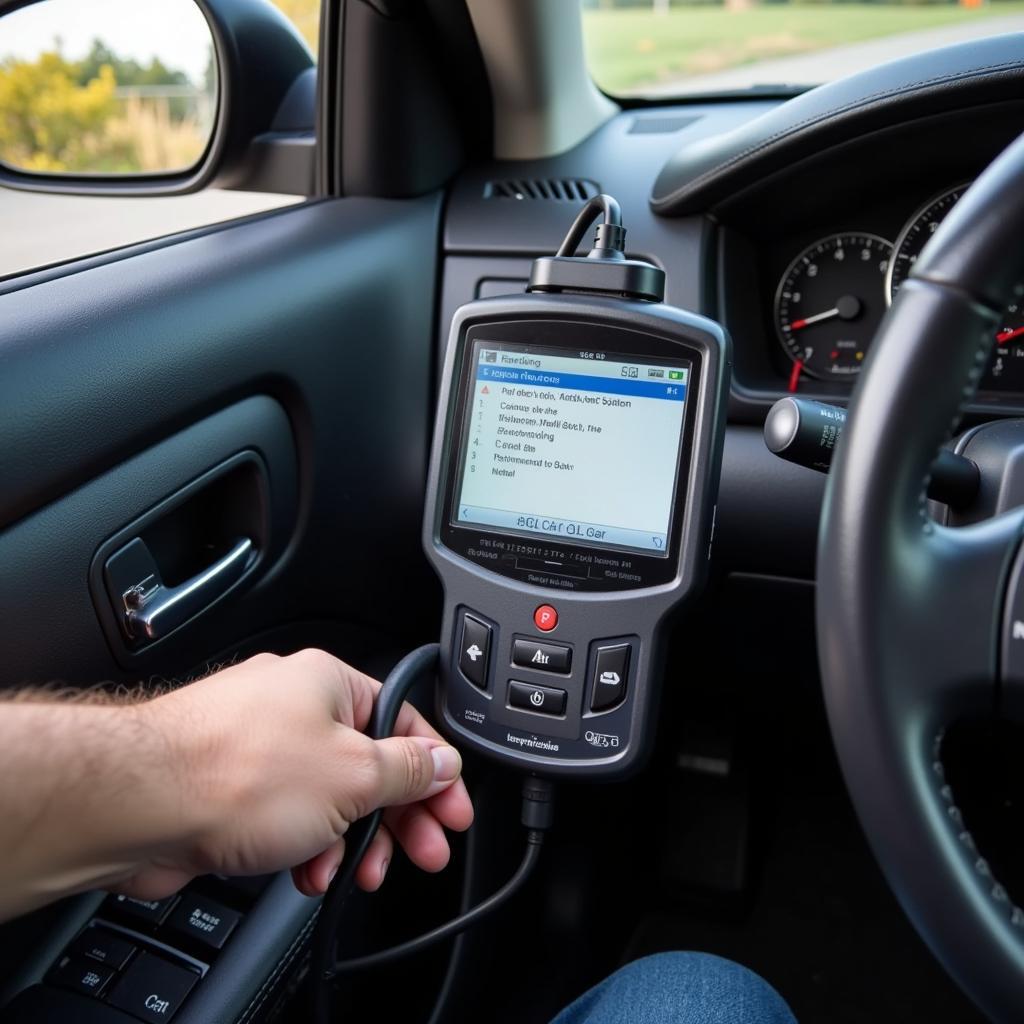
[581,1,1024,99]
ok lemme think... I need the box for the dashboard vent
[483,178,599,202]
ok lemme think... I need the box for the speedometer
[775,233,893,381]
[887,184,1024,392]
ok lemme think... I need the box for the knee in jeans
[589,952,795,1024]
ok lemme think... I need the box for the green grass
[582,2,1024,94]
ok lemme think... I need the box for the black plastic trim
[651,33,1024,215]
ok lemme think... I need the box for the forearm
[0,650,471,922]
[0,698,204,921]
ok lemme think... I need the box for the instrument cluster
[771,184,1024,395]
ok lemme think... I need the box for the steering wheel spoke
[917,509,1024,716]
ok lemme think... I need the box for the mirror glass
[0,0,218,176]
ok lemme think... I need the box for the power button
[534,605,558,632]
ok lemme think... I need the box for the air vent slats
[483,178,599,202]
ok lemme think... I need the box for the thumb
[368,736,462,808]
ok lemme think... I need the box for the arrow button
[458,612,492,690]
[590,643,630,713]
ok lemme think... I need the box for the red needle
[789,307,842,331]
[997,325,1024,343]
[788,360,803,393]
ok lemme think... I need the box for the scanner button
[459,613,491,690]
[534,605,558,632]
[512,639,571,674]
[509,681,567,716]
[590,643,630,712]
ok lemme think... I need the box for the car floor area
[281,584,992,1024]
[458,743,981,1024]
[433,577,985,1024]
[620,777,983,1023]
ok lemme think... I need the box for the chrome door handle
[123,537,255,642]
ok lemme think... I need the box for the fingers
[425,777,474,833]
[355,824,394,892]
[319,653,445,745]
[291,861,317,897]
[364,735,462,810]
[291,826,395,896]
[383,804,451,873]
[293,838,345,896]
[115,865,196,901]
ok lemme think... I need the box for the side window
[0,0,321,279]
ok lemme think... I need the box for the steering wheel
[817,131,1024,1021]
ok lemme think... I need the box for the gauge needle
[789,295,862,331]
[790,308,839,331]
[997,325,1024,343]
[788,360,804,393]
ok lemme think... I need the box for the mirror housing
[0,0,316,196]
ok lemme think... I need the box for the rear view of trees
[0,42,211,174]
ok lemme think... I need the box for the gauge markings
[775,233,892,381]
[886,185,1024,392]
[885,185,967,305]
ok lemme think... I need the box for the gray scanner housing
[423,292,729,779]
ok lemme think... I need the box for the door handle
[120,537,255,642]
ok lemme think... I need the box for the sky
[0,0,214,83]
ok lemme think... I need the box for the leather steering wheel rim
[817,131,1024,1021]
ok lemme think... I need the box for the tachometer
[775,233,893,382]
[885,185,967,303]
[887,184,1024,392]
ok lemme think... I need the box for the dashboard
[737,180,1024,399]
[712,101,1024,413]
[440,34,1024,584]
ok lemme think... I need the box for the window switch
[50,956,115,999]
[107,952,199,1023]
[70,927,137,972]
[102,893,178,929]
[167,895,240,952]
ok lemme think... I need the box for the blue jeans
[550,952,797,1024]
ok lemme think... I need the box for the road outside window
[581,0,1024,98]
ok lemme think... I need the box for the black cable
[423,797,481,1024]
[309,645,555,1022]
[327,776,554,976]
[328,830,544,975]
[310,643,441,1023]
[555,193,625,258]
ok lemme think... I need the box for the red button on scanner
[534,605,558,632]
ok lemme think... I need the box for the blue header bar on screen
[475,365,687,401]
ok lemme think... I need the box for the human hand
[119,649,473,900]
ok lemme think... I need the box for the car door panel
[0,195,443,688]
[0,875,315,1024]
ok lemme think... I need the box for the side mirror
[0,0,316,196]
